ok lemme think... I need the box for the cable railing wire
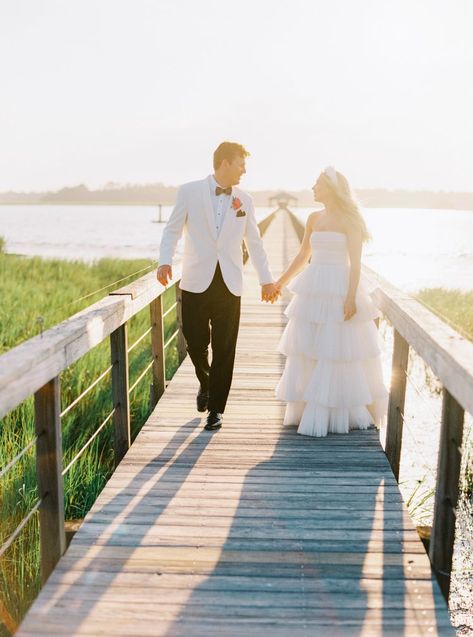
[163,329,179,351]
[0,435,39,480]
[129,361,154,394]
[62,408,115,477]
[0,498,42,559]
[128,326,153,354]
[162,301,178,319]
[36,263,157,332]
[403,368,463,452]
[403,369,441,424]
[398,406,437,481]
[56,264,156,312]
[60,365,114,418]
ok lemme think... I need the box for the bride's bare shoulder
[307,210,325,229]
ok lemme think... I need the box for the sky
[1,0,472,192]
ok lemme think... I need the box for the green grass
[0,252,180,636]
[417,288,473,341]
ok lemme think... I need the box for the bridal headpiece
[324,165,338,186]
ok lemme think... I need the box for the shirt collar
[209,174,231,196]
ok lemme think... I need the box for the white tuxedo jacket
[158,176,273,296]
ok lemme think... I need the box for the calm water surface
[1,204,472,292]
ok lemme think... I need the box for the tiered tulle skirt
[275,261,388,437]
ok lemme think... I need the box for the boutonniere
[232,196,246,217]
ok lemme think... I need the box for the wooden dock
[16,210,455,636]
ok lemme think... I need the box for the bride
[275,167,388,437]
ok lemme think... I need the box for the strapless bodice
[310,232,348,265]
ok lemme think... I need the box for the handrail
[0,265,183,420]
[362,265,473,416]
[287,210,471,599]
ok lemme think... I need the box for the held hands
[157,265,173,286]
[344,296,357,321]
[261,282,281,304]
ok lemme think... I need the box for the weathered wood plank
[46,570,444,596]
[28,587,446,610]
[17,617,454,637]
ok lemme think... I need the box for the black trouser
[181,263,241,413]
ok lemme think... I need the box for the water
[1,204,472,292]
[295,206,473,292]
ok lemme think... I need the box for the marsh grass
[417,288,473,342]
[0,253,179,635]
[404,475,436,526]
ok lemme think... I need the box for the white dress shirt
[209,174,231,236]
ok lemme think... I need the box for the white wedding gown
[275,231,388,437]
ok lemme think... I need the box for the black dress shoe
[196,388,209,412]
[205,411,223,431]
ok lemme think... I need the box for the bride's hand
[343,297,356,321]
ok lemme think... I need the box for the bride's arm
[276,212,318,288]
[344,228,363,320]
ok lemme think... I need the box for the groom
[157,141,279,430]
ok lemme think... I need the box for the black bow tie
[215,186,232,196]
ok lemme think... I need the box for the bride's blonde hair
[324,169,371,242]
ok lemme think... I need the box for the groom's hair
[213,142,250,170]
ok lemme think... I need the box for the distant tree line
[1,182,473,210]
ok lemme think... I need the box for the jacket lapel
[201,177,217,241]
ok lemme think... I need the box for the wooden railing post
[150,297,166,407]
[429,388,464,598]
[175,286,187,364]
[385,329,409,481]
[34,376,66,584]
[110,323,131,466]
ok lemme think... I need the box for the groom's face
[227,156,246,185]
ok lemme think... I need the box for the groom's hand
[261,283,280,303]
[157,264,172,286]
